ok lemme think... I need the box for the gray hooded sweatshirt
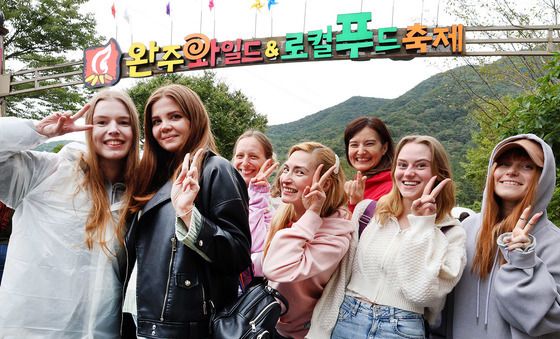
[451,134,560,338]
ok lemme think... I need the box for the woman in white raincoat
[0,90,140,338]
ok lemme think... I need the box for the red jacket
[348,170,393,212]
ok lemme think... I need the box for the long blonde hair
[130,84,218,213]
[82,90,140,253]
[472,147,542,279]
[376,135,455,225]
[264,142,347,256]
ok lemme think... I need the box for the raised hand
[35,104,92,138]
[302,163,337,215]
[504,206,543,251]
[250,158,279,187]
[171,148,205,219]
[411,176,451,216]
[344,171,367,205]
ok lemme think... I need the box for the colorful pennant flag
[166,1,171,16]
[209,0,214,10]
[111,3,116,18]
[268,0,278,10]
[251,0,264,11]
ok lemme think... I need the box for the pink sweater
[263,208,353,339]
[248,182,273,276]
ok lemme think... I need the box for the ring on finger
[519,217,526,221]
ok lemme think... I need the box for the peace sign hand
[302,164,336,215]
[411,176,451,216]
[344,171,367,205]
[250,159,279,187]
[171,148,204,218]
[35,104,93,138]
[504,206,543,251]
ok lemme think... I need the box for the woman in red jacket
[344,116,394,212]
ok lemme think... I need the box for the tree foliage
[463,55,560,225]
[127,72,268,159]
[1,0,101,118]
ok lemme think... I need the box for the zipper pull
[171,237,177,252]
[250,320,256,332]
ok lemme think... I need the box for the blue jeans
[0,243,7,284]
[331,295,425,339]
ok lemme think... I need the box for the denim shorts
[331,295,425,339]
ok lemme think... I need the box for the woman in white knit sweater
[307,135,467,339]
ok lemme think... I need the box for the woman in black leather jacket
[124,84,251,338]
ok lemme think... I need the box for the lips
[104,139,125,147]
[282,186,298,194]
[161,135,178,142]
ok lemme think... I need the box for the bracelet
[177,207,193,218]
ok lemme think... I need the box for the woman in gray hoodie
[448,134,560,338]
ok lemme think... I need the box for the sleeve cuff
[175,207,212,262]
[249,181,271,194]
[497,233,536,269]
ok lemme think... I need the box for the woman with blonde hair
[309,135,466,339]
[449,134,560,338]
[263,142,353,339]
[124,84,251,338]
[0,89,140,338]
[232,130,278,285]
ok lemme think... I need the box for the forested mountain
[267,60,526,206]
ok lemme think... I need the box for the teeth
[403,181,418,186]
[501,180,521,186]
[283,187,297,193]
[106,140,123,146]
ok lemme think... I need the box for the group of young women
[0,84,557,339]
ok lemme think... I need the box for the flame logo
[83,39,122,88]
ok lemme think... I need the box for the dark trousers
[0,243,7,284]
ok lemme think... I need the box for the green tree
[127,72,268,159]
[463,55,560,225]
[1,0,102,118]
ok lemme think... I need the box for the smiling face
[280,150,316,215]
[233,136,268,185]
[347,127,388,172]
[91,99,134,166]
[151,96,190,153]
[493,152,538,208]
[394,142,434,206]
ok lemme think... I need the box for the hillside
[266,62,526,206]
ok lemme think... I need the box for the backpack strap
[358,200,377,238]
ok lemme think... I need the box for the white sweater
[306,199,467,338]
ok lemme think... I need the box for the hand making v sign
[302,163,337,215]
[250,158,279,187]
[411,176,451,216]
[35,104,93,138]
[504,206,543,251]
[171,148,205,222]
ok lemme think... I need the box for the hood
[482,134,556,223]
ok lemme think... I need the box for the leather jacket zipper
[119,238,130,336]
[160,236,177,321]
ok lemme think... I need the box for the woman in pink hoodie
[263,142,353,339]
[232,130,278,283]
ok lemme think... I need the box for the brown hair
[376,135,455,225]
[264,142,347,256]
[472,147,542,279]
[232,130,274,161]
[344,116,394,175]
[130,84,217,212]
[82,90,140,253]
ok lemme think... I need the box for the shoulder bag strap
[358,200,377,239]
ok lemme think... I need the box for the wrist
[176,205,194,218]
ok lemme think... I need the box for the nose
[505,165,519,176]
[241,156,250,166]
[160,119,172,132]
[357,144,366,154]
[107,120,120,135]
[403,165,415,177]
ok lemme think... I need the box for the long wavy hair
[129,84,217,213]
[82,90,140,253]
[472,147,542,279]
[263,142,347,256]
[375,135,455,225]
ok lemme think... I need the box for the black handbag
[211,281,289,339]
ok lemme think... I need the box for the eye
[235,154,243,159]
[397,162,407,169]
[349,142,358,148]
[119,119,131,126]
[152,119,161,126]
[282,166,289,173]
[365,141,376,147]
[94,120,106,126]
[171,113,183,120]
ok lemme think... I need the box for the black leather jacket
[124,152,251,338]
